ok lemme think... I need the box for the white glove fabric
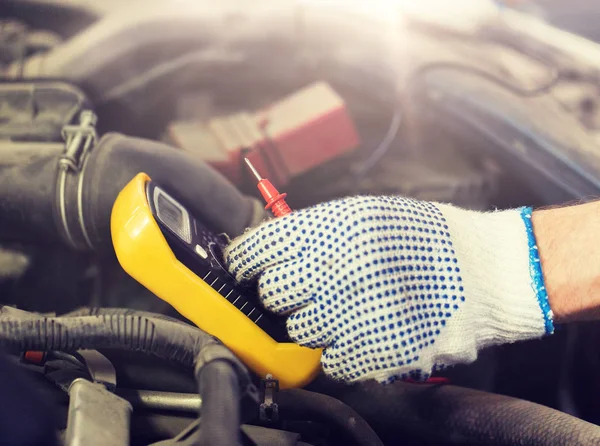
[225,196,553,383]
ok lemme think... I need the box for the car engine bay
[2,1,600,445]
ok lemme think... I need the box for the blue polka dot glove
[225,196,554,383]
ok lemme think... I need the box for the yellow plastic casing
[111,173,322,388]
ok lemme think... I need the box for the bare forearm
[533,201,600,322]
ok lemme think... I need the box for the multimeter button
[194,244,209,259]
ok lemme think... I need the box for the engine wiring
[353,109,403,179]
[354,59,563,179]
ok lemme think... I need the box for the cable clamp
[60,110,97,172]
[259,374,279,422]
[56,110,98,249]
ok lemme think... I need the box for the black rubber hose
[0,306,249,446]
[0,144,64,243]
[197,361,241,446]
[324,380,600,445]
[278,388,384,446]
[0,133,263,250]
[59,307,248,446]
[61,306,186,325]
[0,306,215,368]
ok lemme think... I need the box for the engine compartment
[2,1,600,444]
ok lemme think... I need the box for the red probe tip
[244,158,292,218]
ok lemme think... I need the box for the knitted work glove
[225,196,554,383]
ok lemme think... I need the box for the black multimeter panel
[146,182,288,342]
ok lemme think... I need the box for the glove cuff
[438,204,554,353]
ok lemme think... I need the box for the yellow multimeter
[111,173,322,388]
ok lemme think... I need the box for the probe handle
[257,179,292,218]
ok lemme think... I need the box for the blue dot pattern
[225,196,464,383]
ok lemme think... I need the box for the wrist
[532,201,600,322]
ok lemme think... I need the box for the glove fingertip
[286,309,329,348]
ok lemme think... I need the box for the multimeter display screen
[154,187,193,244]
[146,182,288,342]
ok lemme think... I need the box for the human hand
[225,196,553,383]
